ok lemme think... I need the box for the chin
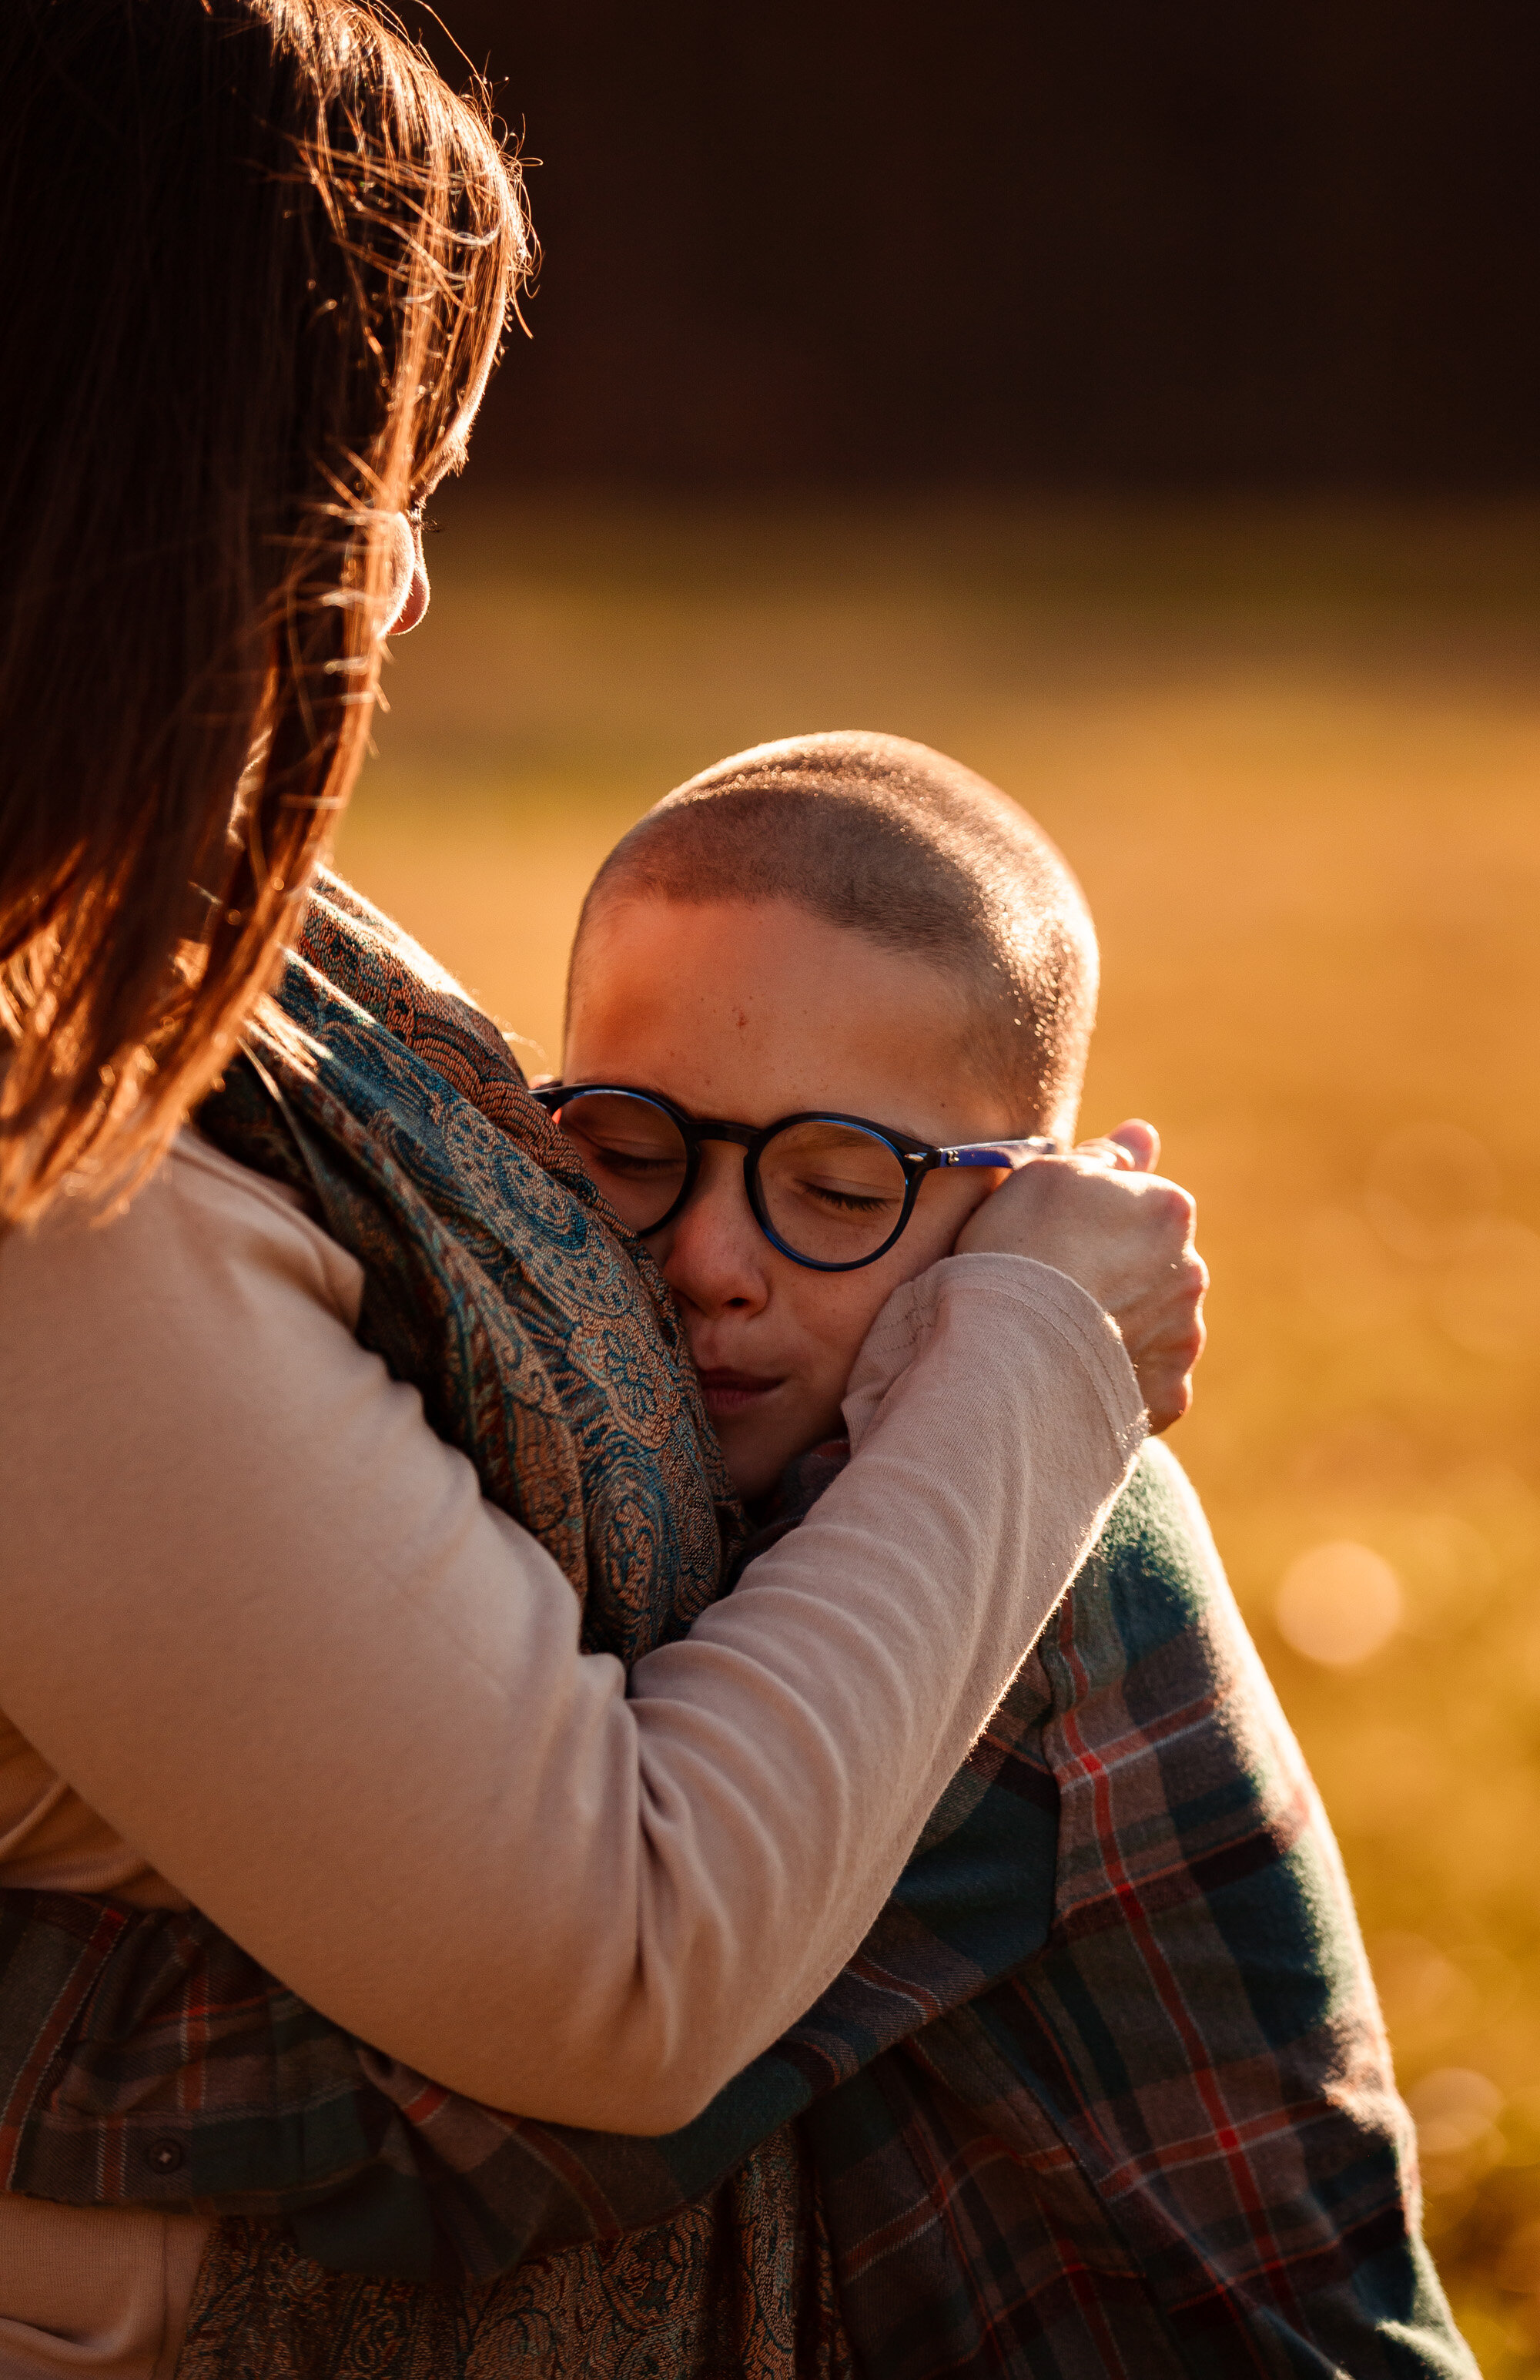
[715,1424,786,1506]
[723,1450,781,1504]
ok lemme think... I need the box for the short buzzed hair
[571,731,1099,1137]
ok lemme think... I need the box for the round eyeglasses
[531,1083,1059,1272]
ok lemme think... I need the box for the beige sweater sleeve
[0,1133,1143,2134]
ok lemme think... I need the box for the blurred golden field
[338,493,1540,2368]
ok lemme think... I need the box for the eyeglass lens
[754,1118,910,1264]
[550,1091,690,1235]
[547,1092,912,1263]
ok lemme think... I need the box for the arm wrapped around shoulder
[0,1154,1142,2135]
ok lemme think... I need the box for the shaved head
[571,731,1099,1138]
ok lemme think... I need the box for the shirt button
[146,2137,186,2174]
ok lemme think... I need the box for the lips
[696,1367,782,1418]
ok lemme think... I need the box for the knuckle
[1142,1184,1190,1237]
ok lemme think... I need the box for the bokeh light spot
[1370,1933,1480,2057]
[1406,2067,1506,2194]
[1275,1540,1403,1666]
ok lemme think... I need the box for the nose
[654,1144,772,1319]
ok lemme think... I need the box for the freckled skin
[564,897,1036,1500]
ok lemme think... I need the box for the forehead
[565,895,1008,1138]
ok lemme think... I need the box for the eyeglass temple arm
[937,1135,1061,1168]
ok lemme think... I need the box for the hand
[955,1118,1207,1432]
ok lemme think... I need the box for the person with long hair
[0,2,1210,2368]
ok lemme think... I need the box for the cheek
[788,1253,926,1393]
[803,1272,898,1361]
[879,1172,999,1285]
[761,1270,902,1430]
[785,1181,993,1376]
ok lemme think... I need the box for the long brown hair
[0,0,531,1222]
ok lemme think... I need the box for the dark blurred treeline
[400,1,1540,489]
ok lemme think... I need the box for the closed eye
[588,1145,681,1181]
[797,1179,896,1213]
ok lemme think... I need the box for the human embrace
[0,4,1475,2377]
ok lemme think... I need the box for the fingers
[957,1156,1197,1309]
[1109,1118,1160,1173]
[1143,1359,1194,1435]
[1071,1120,1160,1175]
[956,1122,1206,1429]
[1116,1246,1208,1433]
[1140,1326,1202,1432]
[1067,1138,1130,1172]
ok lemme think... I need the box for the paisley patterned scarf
[179,873,855,2376]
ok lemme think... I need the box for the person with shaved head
[580,729,1101,1141]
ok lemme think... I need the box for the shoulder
[0,1128,382,1611]
[164,1128,364,1325]
[0,1130,368,1492]
[1060,1439,1241,1684]
[0,1128,363,1337]
[1098,1437,1223,1585]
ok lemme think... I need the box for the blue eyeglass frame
[531,1082,1060,1273]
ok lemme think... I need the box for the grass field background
[337,494,1540,2366]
